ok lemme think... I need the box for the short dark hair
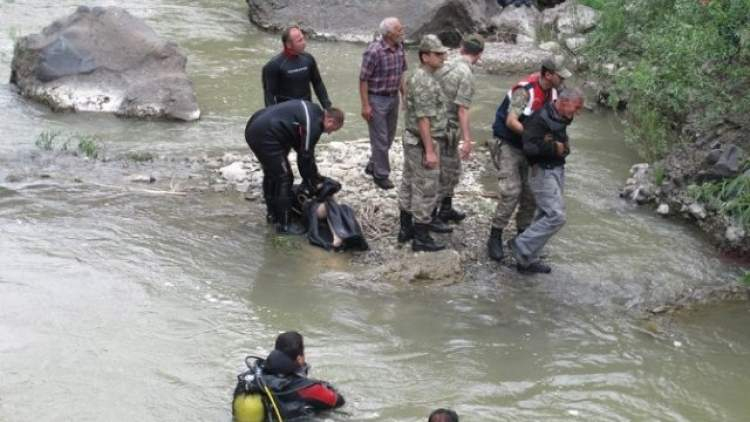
[428,408,459,422]
[274,331,304,361]
[281,25,301,45]
[326,107,345,126]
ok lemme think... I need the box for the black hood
[263,349,300,376]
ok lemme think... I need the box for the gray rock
[538,41,562,53]
[564,35,588,52]
[376,249,464,285]
[246,0,499,43]
[709,144,743,178]
[10,6,200,121]
[219,161,248,183]
[656,203,670,216]
[490,5,541,45]
[480,42,553,74]
[127,174,156,183]
[543,1,599,35]
[688,203,707,220]
[725,224,746,243]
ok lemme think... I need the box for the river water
[1,1,749,421]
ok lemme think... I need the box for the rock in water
[10,6,200,121]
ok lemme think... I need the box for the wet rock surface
[10,6,200,121]
[620,115,750,256]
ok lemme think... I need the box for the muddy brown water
[1,1,749,421]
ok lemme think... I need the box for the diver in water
[233,331,345,422]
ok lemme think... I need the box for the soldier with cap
[397,34,449,252]
[433,33,485,226]
[486,58,571,261]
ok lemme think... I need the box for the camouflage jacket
[404,65,447,145]
[435,55,475,128]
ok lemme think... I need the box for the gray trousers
[514,165,566,265]
[367,94,400,179]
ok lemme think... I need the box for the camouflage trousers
[489,137,536,231]
[398,141,441,224]
[437,126,462,199]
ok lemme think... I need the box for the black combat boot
[487,227,504,261]
[438,196,466,223]
[397,209,415,243]
[412,223,446,252]
[274,211,306,235]
[516,261,552,274]
[428,208,453,233]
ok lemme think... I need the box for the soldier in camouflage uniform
[487,58,571,261]
[433,34,484,225]
[397,34,449,252]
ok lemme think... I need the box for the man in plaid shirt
[359,17,407,190]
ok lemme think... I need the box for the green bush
[689,170,750,228]
[34,130,60,151]
[584,0,750,160]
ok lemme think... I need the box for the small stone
[127,174,156,183]
[5,174,23,183]
[687,203,707,220]
[656,203,670,216]
[219,161,248,183]
[673,340,682,348]
[212,184,228,193]
[725,224,745,243]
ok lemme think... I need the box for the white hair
[558,87,584,101]
[379,17,400,36]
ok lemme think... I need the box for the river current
[1,1,749,421]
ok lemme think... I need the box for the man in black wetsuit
[245,99,344,234]
[262,25,332,109]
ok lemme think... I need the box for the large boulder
[542,1,600,37]
[480,42,556,74]
[489,4,542,45]
[10,6,200,121]
[245,0,501,43]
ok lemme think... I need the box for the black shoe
[373,177,395,190]
[274,211,306,235]
[412,223,445,252]
[365,162,374,176]
[516,261,552,274]
[397,209,414,243]
[487,227,504,261]
[438,196,466,223]
[428,208,453,233]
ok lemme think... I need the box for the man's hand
[423,149,439,169]
[460,139,472,160]
[555,141,567,157]
[361,103,373,121]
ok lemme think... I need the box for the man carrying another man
[434,34,484,226]
[359,17,407,190]
[262,25,332,109]
[510,88,584,273]
[245,100,344,235]
[397,35,449,252]
[487,58,571,261]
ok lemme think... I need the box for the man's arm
[309,56,332,109]
[359,80,372,121]
[458,105,472,159]
[505,89,529,135]
[297,382,345,411]
[418,117,438,169]
[261,61,278,107]
[522,118,560,160]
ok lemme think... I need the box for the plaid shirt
[359,38,407,95]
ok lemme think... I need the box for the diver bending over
[245,100,344,234]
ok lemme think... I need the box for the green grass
[34,130,61,151]
[743,271,750,284]
[76,135,101,159]
[579,0,606,9]
[689,171,750,228]
[584,0,750,161]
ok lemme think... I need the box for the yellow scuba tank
[232,393,266,422]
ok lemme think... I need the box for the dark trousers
[367,94,400,179]
[247,138,293,220]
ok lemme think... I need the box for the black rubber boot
[438,196,466,223]
[274,211,306,235]
[412,223,446,252]
[397,209,414,243]
[516,261,552,274]
[428,208,453,233]
[487,227,504,261]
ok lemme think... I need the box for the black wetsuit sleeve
[309,56,332,109]
[297,103,323,185]
[262,59,279,107]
